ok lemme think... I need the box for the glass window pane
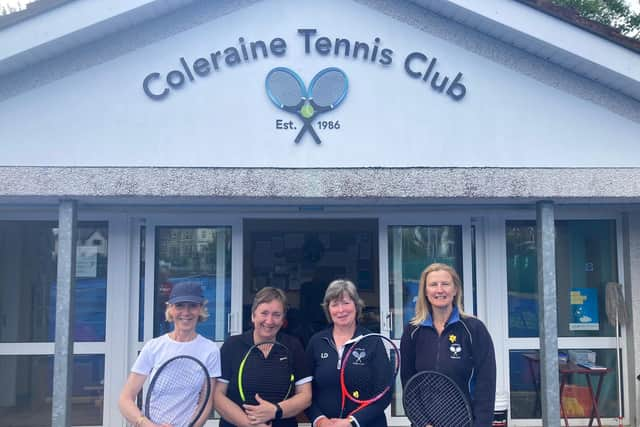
[388,225,463,339]
[0,221,108,343]
[556,221,618,337]
[506,220,618,338]
[509,349,620,419]
[506,222,538,338]
[154,227,232,340]
[0,354,105,426]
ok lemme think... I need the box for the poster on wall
[76,246,98,278]
[569,288,599,331]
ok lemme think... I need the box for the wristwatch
[349,416,357,427]
[274,403,283,420]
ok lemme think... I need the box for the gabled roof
[1,0,639,101]
[410,0,640,101]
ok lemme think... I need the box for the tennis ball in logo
[352,391,359,398]
[300,103,314,119]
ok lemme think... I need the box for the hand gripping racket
[238,341,295,406]
[339,333,400,417]
[402,371,473,427]
[145,355,211,427]
[265,67,322,144]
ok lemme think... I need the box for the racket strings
[309,71,347,107]
[240,343,294,405]
[266,71,304,107]
[342,336,399,402]
[147,358,208,427]
[403,374,472,427]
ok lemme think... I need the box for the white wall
[1,0,638,168]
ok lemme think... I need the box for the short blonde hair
[322,279,365,323]
[251,287,287,316]
[165,300,209,323]
[410,263,466,326]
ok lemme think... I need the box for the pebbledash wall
[0,0,639,426]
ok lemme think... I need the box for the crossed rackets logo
[351,348,367,365]
[265,67,348,144]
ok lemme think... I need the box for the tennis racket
[144,355,211,427]
[339,333,400,417]
[295,67,349,144]
[402,371,473,427]
[238,341,295,406]
[265,67,322,144]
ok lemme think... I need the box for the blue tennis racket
[265,67,321,144]
[297,67,348,144]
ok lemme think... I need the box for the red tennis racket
[339,333,400,417]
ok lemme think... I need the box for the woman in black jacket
[305,279,390,427]
[400,263,496,427]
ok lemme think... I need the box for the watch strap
[274,402,283,420]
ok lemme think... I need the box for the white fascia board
[415,0,640,83]
[0,0,193,73]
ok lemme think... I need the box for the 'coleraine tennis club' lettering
[141,28,467,102]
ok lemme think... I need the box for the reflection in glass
[387,225,463,340]
[506,220,618,338]
[0,221,108,343]
[387,225,463,416]
[154,227,232,340]
[509,349,619,419]
[0,354,105,426]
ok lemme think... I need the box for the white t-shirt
[132,334,221,426]
[132,333,221,378]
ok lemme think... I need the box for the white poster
[76,246,98,278]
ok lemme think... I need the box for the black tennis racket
[265,67,322,144]
[339,333,400,417]
[403,371,472,427]
[145,355,211,427]
[238,341,295,406]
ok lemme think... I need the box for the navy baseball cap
[167,282,204,305]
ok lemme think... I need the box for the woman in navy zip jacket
[305,279,390,427]
[400,263,496,427]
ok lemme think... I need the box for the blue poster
[569,288,599,331]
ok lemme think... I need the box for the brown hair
[322,279,365,323]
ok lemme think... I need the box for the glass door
[242,218,379,347]
[127,214,242,426]
[379,213,474,425]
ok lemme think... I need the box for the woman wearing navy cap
[119,281,221,427]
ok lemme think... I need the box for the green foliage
[551,0,640,39]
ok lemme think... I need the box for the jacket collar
[320,324,370,342]
[421,305,461,327]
